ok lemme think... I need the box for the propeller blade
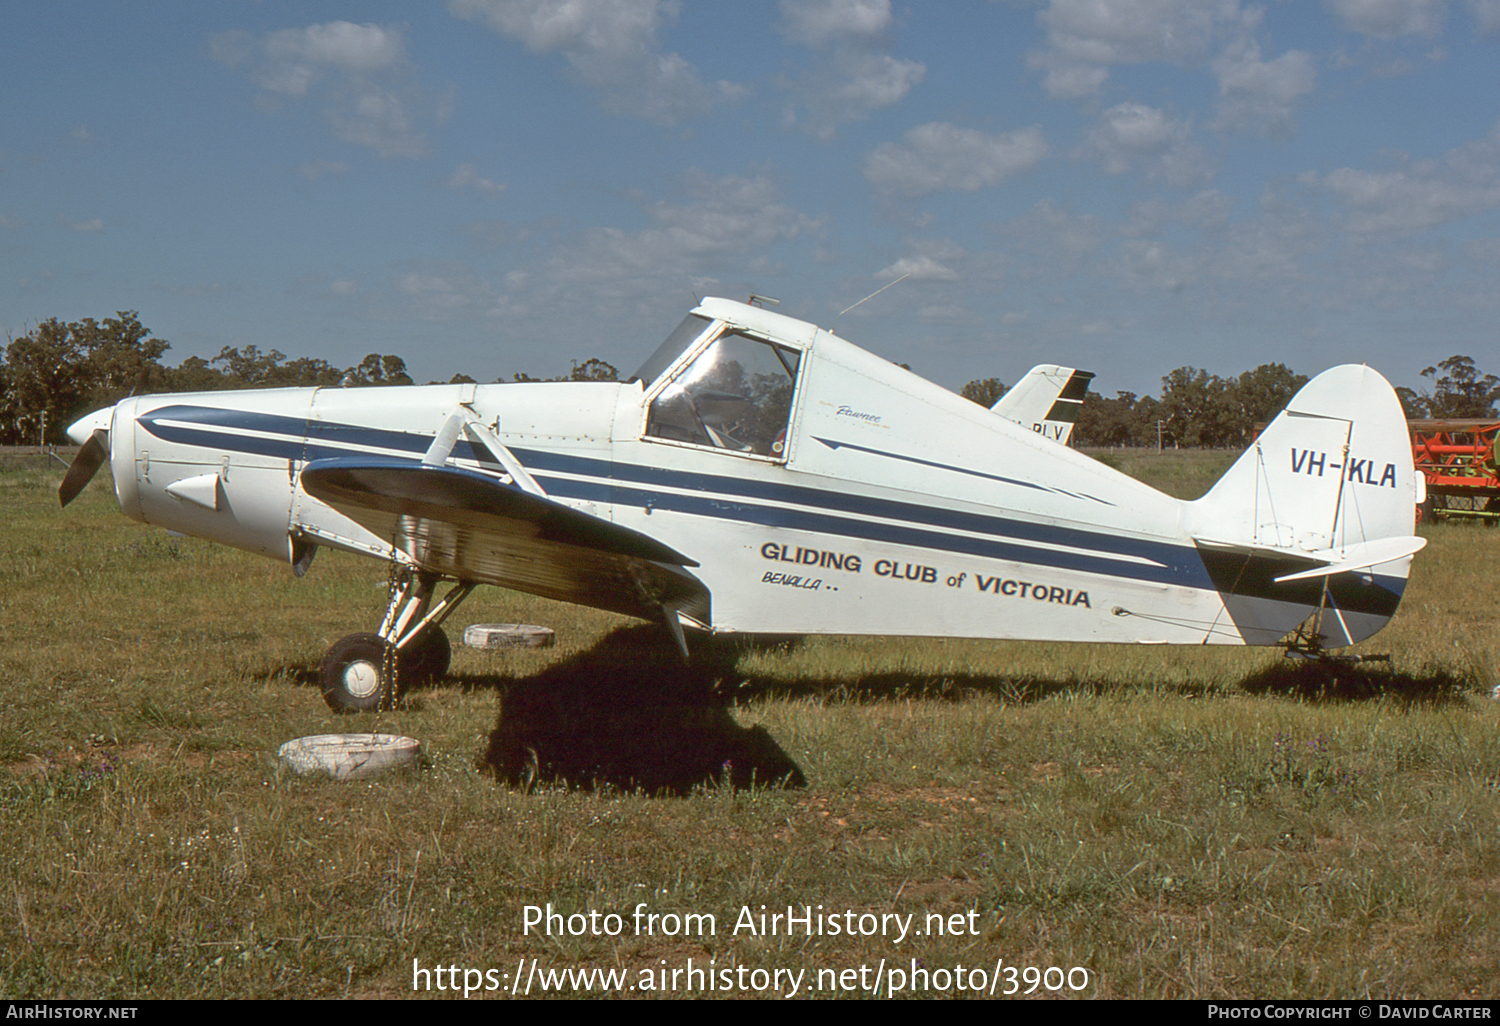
[58,430,109,508]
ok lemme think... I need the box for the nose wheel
[319,570,470,714]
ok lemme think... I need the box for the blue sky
[5,0,1500,398]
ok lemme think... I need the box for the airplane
[989,365,1095,445]
[59,295,1425,714]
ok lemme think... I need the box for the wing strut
[426,409,546,497]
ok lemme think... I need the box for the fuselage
[79,297,1414,647]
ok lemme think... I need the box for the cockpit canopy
[632,313,802,460]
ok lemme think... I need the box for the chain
[373,531,405,733]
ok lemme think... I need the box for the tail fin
[1187,365,1422,648]
[991,365,1094,445]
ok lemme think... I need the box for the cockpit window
[627,314,713,386]
[645,331,800,458]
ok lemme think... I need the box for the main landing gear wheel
[316,568,475,714]
[321,633,397,714]
[318,626,453,714]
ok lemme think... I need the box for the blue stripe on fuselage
[135,403,1211,589]
[138,404,489,464]
[513,448,1211,587]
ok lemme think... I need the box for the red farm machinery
[1411,420,1500,524]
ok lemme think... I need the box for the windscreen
[645,331,800,458]
[627,314,713,386]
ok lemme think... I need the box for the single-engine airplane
[60,296,1424,713]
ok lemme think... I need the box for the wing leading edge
[299,457,709,626]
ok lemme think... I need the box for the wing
[298,457,709,626]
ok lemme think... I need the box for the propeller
[58,429,109,508]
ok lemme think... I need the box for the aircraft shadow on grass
[719,656,1474,708]
[463,628,1473,791]
[264,627,1474,794]
[471,625,806,795]
[1232,659,1474,705]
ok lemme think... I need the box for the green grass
[1081,446,1239,501]
[1,454,1498,999]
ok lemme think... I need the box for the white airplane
[60,296,1424,713]
[990,365,1095,445]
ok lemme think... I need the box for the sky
[4,0,1500,399]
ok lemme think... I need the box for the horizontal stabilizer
[1273,536,1427,583]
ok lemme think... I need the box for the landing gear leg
[320,569,474,714]
[1281,586,1389,668]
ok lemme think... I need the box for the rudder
[1187,365,1421,647]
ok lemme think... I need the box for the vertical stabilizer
[991,366,1095,445]
[1186,365,1421,647]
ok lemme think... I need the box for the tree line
[3,310,1495,447]
[966,355,1499,449]
[0,313,619,445]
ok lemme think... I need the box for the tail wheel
[320,633,397,714]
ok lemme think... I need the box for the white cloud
[1028,0,1244,99]
[1028,2,1318,137]
[1206,215,1318,284]
[1307,121,1500,236]
[778,0,925,138]
[780,0,893,46]
[1086,103,1215,185]
[628,169,820,260]
[1470,0,1500,33]
[66,217,104,233]
[1115,239,1196,292]
[449,0,742,124]
[876,243,965,282]
[355,170,820,336]
[212,22,449,157]
[995,201,1110,280]
[398,267,488,319]
[1328,0,1447,38]
[447,162,506,196]
[257,22,406,94]
[865,123,1049,196]
[782,53,926,139]
[521,169,822,312]
[1179,189,1235,228]
[1212,38,1316,136]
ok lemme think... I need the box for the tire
[320,633,397,714]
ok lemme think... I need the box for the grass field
[2,449,1498,1000]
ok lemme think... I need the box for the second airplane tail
[991,365,1095,445]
